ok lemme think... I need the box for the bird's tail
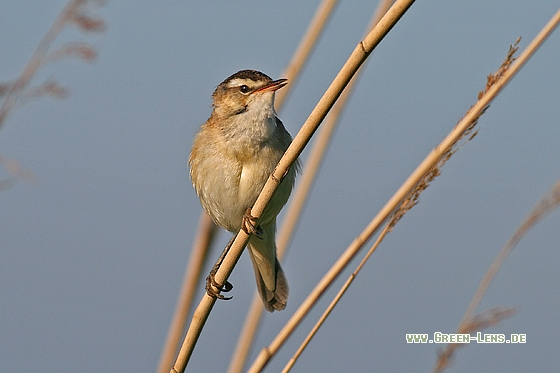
[247,220,289,312]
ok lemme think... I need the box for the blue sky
[1,1,559,372]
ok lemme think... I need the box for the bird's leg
[206,208,264,300]
[205,234,235,300]
[242,208,263,237]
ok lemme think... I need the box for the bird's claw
[242,208,263,236]
[205,271,233,300]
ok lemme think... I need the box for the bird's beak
[254,78,288,93]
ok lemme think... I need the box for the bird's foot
[205,269,233,300]
[241,208,263,237]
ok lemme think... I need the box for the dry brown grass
[0,0,104,188]
[434,181,560,373]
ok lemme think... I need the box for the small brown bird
[189,70,297,312]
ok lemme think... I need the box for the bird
[189,70,298,312]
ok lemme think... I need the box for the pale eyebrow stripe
[226,78,257,88]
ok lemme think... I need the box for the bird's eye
[239,85,250,94]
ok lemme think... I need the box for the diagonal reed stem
[433,10,560,371]
[281,222,392,373]
[157,212,216,373]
